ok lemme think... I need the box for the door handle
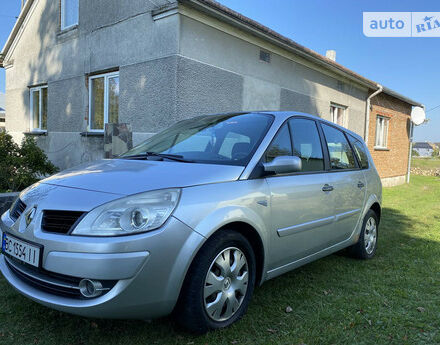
[357,181,365,188]
[322,184,334,192]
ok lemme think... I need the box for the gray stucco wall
[4,1,369,171]
[178,10,368,136]
[4,0,179,169]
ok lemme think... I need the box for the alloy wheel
[364,217,377,254]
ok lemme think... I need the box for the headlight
[71,188,181,236]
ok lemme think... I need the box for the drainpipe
[364,84,383,144]
[406,104,425,184]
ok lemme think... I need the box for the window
[61,0,79,30]
[29,86,48,131]
[322,124,356,170]
[375,115,389,148]
[349,135,369,169]
[330,104,347,127]
[265,124,292,163]
[288,119,324,172]
[89,72,119,131]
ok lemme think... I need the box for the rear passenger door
[265,118,334,270]
[320,124,367,246]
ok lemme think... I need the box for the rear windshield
[121,113,273,166]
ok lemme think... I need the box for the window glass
[122,113,273,166]
[90,77,104,130]
[218,132,251,159]
[31,90,39,130]
[108,76,119,124]
[62,0,79,29]
[350,138,369,169]
[330,104,347,127]
[322,124,356,170]
[289,119,324,172]
[41,87,48,130]
[375,116,389,148]
[30,86,47,131]
[265,124,292,163]
[89,72,119,131]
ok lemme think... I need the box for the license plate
[1,233,41,267]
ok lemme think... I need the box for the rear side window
[349,135,369,169]
[288,118,324,172]
[322,124,356,170]
[265,124,292,163]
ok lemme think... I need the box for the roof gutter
[0,0,34,68]
[364,84,383,144]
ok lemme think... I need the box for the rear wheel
[175,230,256,333]
[348,209,378,259]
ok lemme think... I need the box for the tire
[174,229,256,333]
[348,209,379,259]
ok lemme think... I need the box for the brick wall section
[368,93,412,179]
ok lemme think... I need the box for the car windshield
[120,113,273,166]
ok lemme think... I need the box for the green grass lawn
[1,175,440,345]
[412,157,440,170]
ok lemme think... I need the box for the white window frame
[29,85,48,132]
[330,103,348,127]
[88,71,119,132]
[61,0,79,31]
[375,115,389,149]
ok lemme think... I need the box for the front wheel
[348,209,379,259]
[175,230,256,333]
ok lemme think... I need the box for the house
[0,0,423,186]
[0,92,5,131]
[413,142,435,157]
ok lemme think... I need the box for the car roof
[250,111,365,142]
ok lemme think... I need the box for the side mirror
[263,156,302,175]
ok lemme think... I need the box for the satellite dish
[411,107,426,126]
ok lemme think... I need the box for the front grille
[41,210,85,234]
[10,198,26,221]
[5,256,116,299]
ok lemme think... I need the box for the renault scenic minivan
[0,111,381,332]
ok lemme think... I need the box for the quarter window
[288,119,324,172]
[322,124,356,170]
[29,86,48,131]
[330,104,347,127]
[89,72,119,131]
[265,124,292,163]
[375,115,389,148]
[349,135,369,169]
[61,0,79,30]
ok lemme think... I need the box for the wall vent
[259,50,271,63]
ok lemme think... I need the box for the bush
[0,132,59,192]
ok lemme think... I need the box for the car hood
[40,159,245,195]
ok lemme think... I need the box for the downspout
[364,84,383,144]
[406,104,425,183]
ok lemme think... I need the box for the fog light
[79,279,103,298]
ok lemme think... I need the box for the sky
[0,0,439,141]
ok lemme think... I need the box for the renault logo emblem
[25,207,37,227]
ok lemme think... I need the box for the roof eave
[382,86,423,108]
[0,0,34,69]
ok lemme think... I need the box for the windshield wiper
[122,152,194,163]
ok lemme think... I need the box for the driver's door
[266,119,334,270]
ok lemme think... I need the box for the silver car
[0,112,381,332]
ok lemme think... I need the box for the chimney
[326,50,336,62]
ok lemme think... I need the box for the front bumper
[0,216,205,319]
